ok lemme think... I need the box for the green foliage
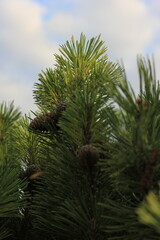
[0,102,28,239]
[137,192,160,234]
[0,166,27,239]
[0,167,25,218]
[100,57,160,195]
[0,101,21,165]
[96,57,160,239]
[14,115,43,167]
[0,226,11,240]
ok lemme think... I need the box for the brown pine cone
[29,101,66,132]
[76,144,99,168]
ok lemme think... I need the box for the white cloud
[153,48,160,81]
[0,0,58,113]
[48,0,157,69]
[0,0,57,69]
[47,13,78,38]
[0,73,37,114]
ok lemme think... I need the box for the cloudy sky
[0,0,160,114]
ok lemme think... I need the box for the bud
[137,98,142,105]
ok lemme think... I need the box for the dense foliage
[1,34,160,239]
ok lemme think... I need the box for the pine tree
[29,33,121,240]
[2,34,160,240]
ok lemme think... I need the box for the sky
[0,0,160,114]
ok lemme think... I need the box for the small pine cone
[0,135,4,142]
[77,145,99,168]
[29,114,47,131]
[20,164,41,179]
[54,101,66,120]
[29,102,66,132]
[29,113,55,131]
[137,98,142,105]
[20,165,42,196]
[43,112,56,128]
[56,101,66,113]
[140,167,153,190]
[0,114,4,120]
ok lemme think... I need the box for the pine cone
[30,114,46,131]
[20,164,41,179]
[0,135,4,142]
[20,165,42,197]
[29,112,58,131]
[76,144,99,168]
[56,101,66,114]
[29,101,66,132]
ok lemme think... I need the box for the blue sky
[0,0,160,114]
